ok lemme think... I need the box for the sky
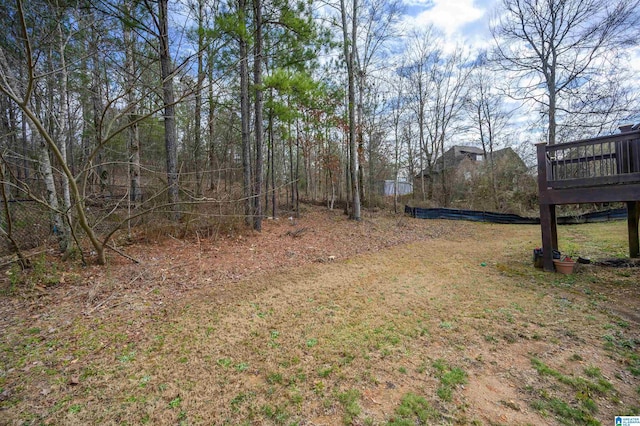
[394,0,640,140]
[399,0,498,49]
[396,0,640,87]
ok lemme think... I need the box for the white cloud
[404,0,485,37]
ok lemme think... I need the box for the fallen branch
[84,271,144,315]
[0,249,47,269]
[105,243,141,264]
[285,227,309,238]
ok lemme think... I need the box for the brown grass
[1,205,638,425]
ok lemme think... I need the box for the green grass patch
[266,372,283,385]
[230,392,253,413]
[216,358,232,368]
[531,396,599,425]
[531,358,613,395]
[168,396,181,409]
[602,330,640,376]
[117,349,136,363]
[68,403,82,414]
[530,358,617,425]
[432,359,467,402]
[337,389,361,425]
[262,404,290,424]
[318,365,333,378]
[387,393,439,425]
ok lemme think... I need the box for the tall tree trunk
[340,0,361,220]
[43,49,69,251]
[36,133,66,249]
[295,121,300,217]
[158,0,179,219]
[194,0,205,197]
[368,127,375,206]
[265,120,270,215]
[57,20,72,220]
[21,110,29,183]
[269,108,276,218]
[343,123,351,214]
[289,120,294,209]
[357,69,365,205]
[89,26,105,196]
[79,56,90,184]
[55,26,72,254]
[208,48,216,191]
[252,0,264,231]
[269,112,284,219]
[239,0,252,226]
[392,104,401,214]
[288,143,294,209]
[417,88,427,201]
[548,82,557,145]
[123,6,142,205]
[0,160,28,267]
[0,99,15,197]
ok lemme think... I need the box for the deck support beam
[540,204,558,271]
[628,201,640,258]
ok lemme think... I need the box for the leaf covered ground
[1,205,639,425]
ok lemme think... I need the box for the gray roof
[416,145,525,177]
[451,146,484,156]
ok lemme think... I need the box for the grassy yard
[1,215,639,425]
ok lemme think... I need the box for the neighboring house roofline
[415,145,525,178]
[417,145,484,177]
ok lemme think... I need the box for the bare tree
[123,2,142,205]
[402,26,438,200]
[388,70,407,213]
[491,0,640,144]
[54,6,72,241]
[193,0,206,198]
[466,62,512,209]
[238,0,252,226]
[353,0,402,205]
[252,0,264,231]
[426,47,472,206]
[1,0,202,264]
[340,0,361,220]
[403,28,471,204]
[0,0,105,262]
[156,0,179,217]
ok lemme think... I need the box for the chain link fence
[0,199,52,256]
[0,181,251,259]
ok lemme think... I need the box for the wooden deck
[536,127,640,271]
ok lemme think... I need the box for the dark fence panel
[405,206,627,225]
[1,200,52,254]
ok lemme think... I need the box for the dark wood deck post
[537,143,558,271]
[628,201,640,258]
[540,205,558,271]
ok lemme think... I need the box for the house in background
[416,145,527,182]
[436,145,486,175]
[414,145,531,209]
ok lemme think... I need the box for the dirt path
[1,209,638,425]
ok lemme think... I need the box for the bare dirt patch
[1,205,639,425]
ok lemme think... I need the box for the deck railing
[539,130,640,189]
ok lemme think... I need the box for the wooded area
[1,0,639,265]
